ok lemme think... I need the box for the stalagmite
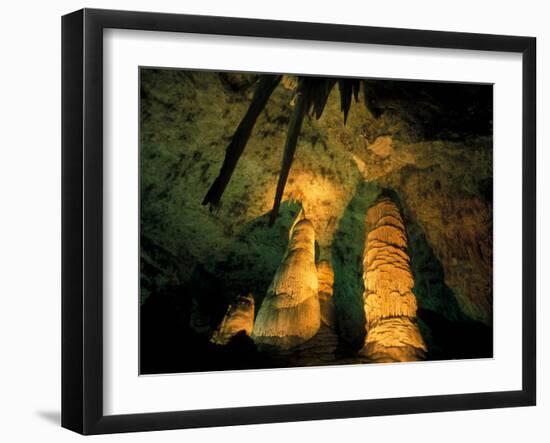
[210,293,255,345]
[317,260,336,328]
[360,197,427,362]
[252,216,320,350]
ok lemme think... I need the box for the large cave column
[360,197,427,362]
[252,218,320,350]
[210,293,255,345]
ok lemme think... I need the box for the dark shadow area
[416,308,493,361]
[36,410,60,426]
[331,181,381,350]
[364,80,493,141]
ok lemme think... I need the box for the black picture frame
[61,8,537,435]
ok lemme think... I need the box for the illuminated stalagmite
[317,260,336,328]
[360,197,427,362]
[210,293,255,345]
[252,217,320,349]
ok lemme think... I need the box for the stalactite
[202,74,282,208]
[210,293,255,345]
[269,80,309,226]
[252,216,320,350]
[317,260,336,328]
[360,197,427,362]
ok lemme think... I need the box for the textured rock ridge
[252,217,320,349]
[317,260,336,328]
[210,293,255,345]
[360,197,427,362]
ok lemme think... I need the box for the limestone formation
[368,135,394,159]
[317,260,336,328]
[210,293,255,345]
[360,197,427,362]
[252,217,320,350]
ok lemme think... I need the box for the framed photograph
[61,8,536,434]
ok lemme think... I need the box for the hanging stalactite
[202,74,282,208]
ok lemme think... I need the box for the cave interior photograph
[139,68,493,374]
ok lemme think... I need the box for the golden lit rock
[363,317,426,362]
[317,260,336,328]
[368,135,394,159]
[210,293,255,345]
[360,197,427,362]
[252,217,320,349]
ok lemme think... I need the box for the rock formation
[360,197,427,362]
[393,167,493,324]
[317,260,336,328]
[252,216,320,350]
[210,293,255,345]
